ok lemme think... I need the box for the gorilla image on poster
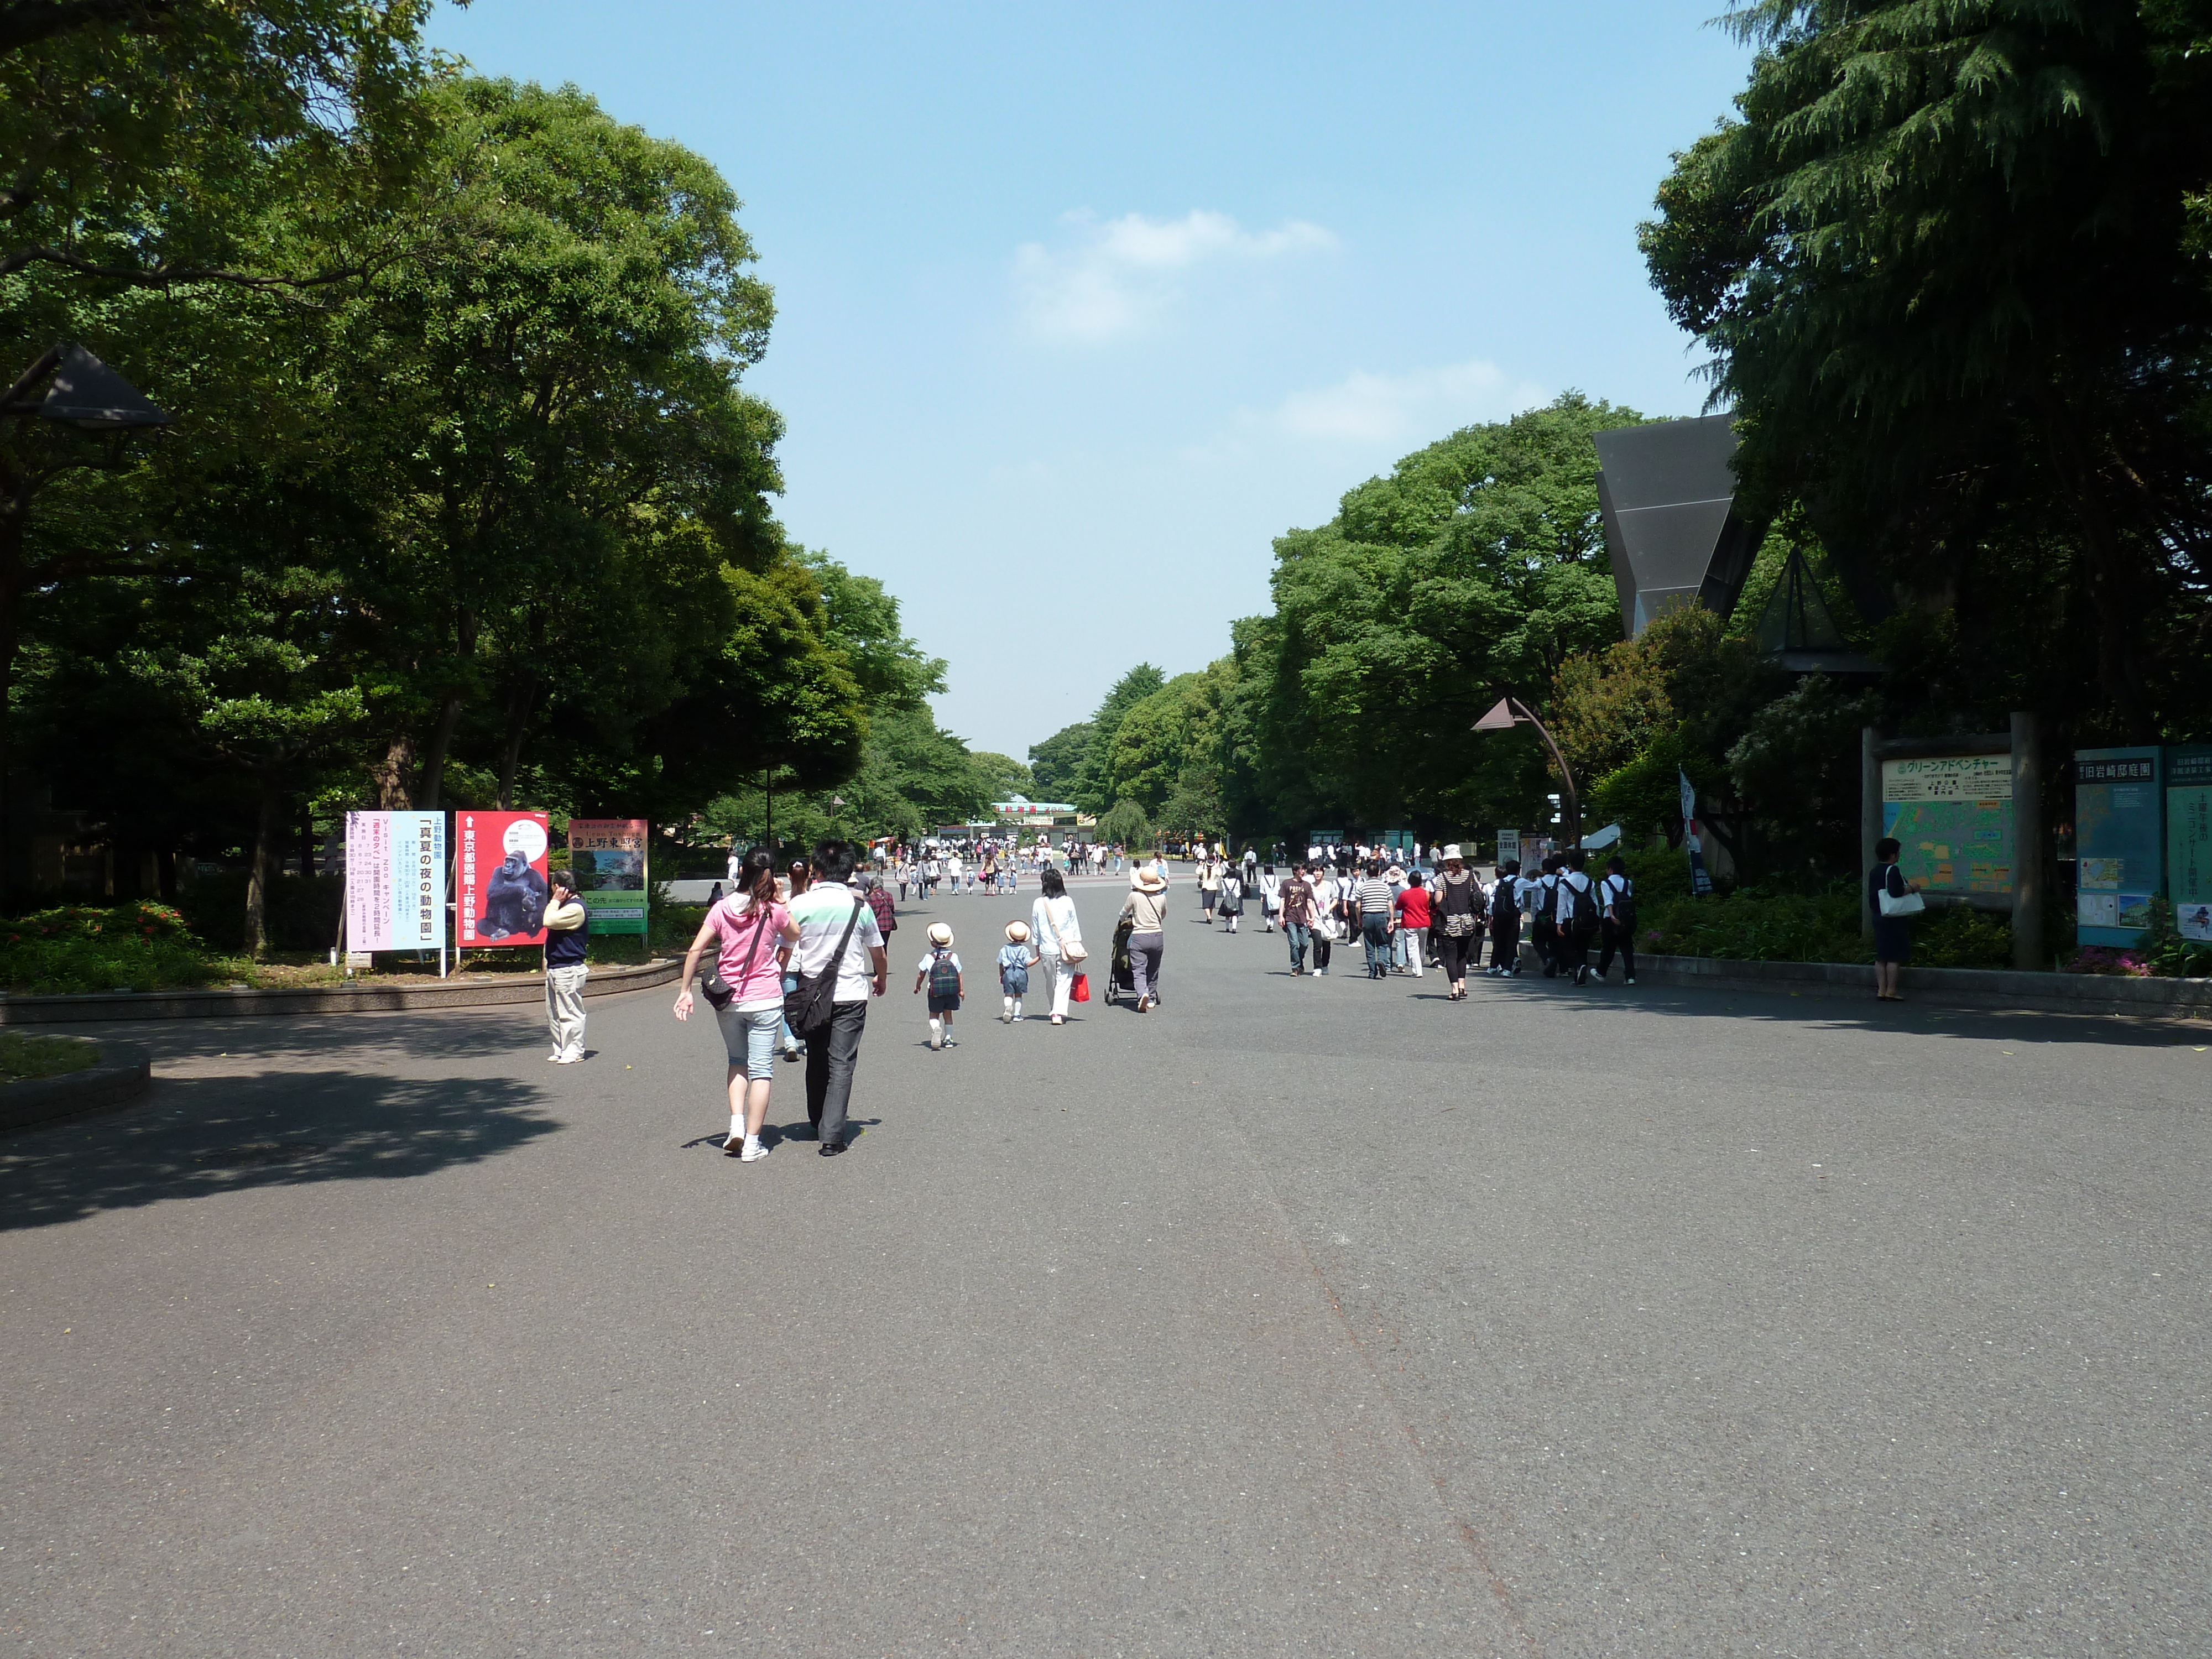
[478,849,549,938]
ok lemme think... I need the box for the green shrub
[0,901,237,994]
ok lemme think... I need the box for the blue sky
[426,2,1753,762]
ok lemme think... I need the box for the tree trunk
[242,770,280,960]
[497,679,534,809]
[2040,398,2152,732]
[415,694,463,810]
[370,735,415,809]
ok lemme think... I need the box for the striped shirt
[1355,877,1395,915]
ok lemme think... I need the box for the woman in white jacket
[1029,866,1086,1026]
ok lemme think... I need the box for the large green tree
[1641,0,2212,738]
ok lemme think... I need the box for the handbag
[1070,971,1089,1003]
[702,898,773,1010]
[784,896,867,1032]
[1877,868,1926,917]
[1042,899,1087,965]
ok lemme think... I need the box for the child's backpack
[928,947,962,1000]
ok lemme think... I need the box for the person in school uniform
[1486,859,1525,977]
[1553,849,1599,986]
[1596,855,1637,985]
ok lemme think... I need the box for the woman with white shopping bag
[1029,865,1087,1026]
[1869,835,1924,1002]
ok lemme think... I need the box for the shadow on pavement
[1443,972,2203,1048]
[0,1068,558,1233]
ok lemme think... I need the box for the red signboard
[456,810,551,947]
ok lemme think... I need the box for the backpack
[1606,874,1637,930]
[1561,874,1597,931]
[928,947,961,1000]
[1490,879,1518,925]
[1534,876,1558,921]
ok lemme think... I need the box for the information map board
[2167,747,2212,943]
[2075,748,2162,946]
[568,818,648,936]
[1880,755,2013,898]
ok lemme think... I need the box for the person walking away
[1597,856,1637,985]
[1029,866,1087,1025]
[1241,846,1259,898]
[1278,864,1314,972]
[1486,859,1524,976]
[785,839,889,1155]
[1383,858,1410,970]
[1198,857,1222,923]
[1217,864,1244,933]
[1258,863,1281,933]
[1555,850,1599,985]
[998,921,1035,1021]
[1870,836,1922,1000]
[1308,863,1341,976]
[672,849,800,1160]
[916,921,963,1050]
[1120,867,1170,1012]
[1431,846,1480,999]
[1392,865,1430,980]
[1354,860,1395,978]
[543,869,591,1062]
[1531,854,1564,977]
[861,872,897,952]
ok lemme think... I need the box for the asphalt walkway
[3,883,2206,1656]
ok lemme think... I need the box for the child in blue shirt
[998,920,1037,1022]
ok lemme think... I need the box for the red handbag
[1070,972,1089,1003]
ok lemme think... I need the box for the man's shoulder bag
[785,896,867,1032]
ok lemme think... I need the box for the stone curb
[0,1039,151,1134]
[0,957,681,1025]
[1630,952,2212,1019]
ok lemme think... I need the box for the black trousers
[1598,917,1636,978]
[798,998,868,1146]
[1554,924,1592,978]
[1533,918,1558,974]
[1489,915,1520,970]
[1436,928,1478,981]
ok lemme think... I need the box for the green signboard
[567,818,649,936]
[1881,754,2013,896]
[2075,747,2162,946]
[2168,747,2212,943]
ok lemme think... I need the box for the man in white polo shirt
[785,839,888,1157]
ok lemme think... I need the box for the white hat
[1442,843,1464,860]
[1005,920,1030,942]
[927,922,954,946]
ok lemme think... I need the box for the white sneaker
[739,1138,769,1162]
[927,1032,941,1050]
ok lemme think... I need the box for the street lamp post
[1474,696,1582,851]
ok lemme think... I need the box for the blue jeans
[1285,921,1311,971]
[715,1003,783,1080]
[1362,915,1391,973]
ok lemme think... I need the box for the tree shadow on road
[0,1068,559,1233]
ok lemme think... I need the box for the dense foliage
[1,13,982,952]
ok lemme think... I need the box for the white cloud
[1013,209,1337,341]
[1269,359,1548,445]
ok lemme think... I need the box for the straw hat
[1131,868,1167,894]
[1004,920,1030,942]
[1442,843,1464,861]
[927,922,954,946]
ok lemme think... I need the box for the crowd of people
[880,840,1127,901]
[666,833,1650,1163]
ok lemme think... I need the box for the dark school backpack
[1490,879,1518,925]
[1608,875,1637,930]
[1562,875,1597,931]
[928,947,961,1000]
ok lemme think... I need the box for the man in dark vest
[544,868,591,1063]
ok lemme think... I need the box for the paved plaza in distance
[3,884,2204,1656]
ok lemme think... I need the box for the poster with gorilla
[457,811,551,947]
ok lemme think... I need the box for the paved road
[3,885,2206,1656]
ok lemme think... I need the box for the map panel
[1881,757,2013,895]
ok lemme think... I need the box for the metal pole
[1861,725,1881,938]
[1512,699,1582,848]
[2010,711,2042,971]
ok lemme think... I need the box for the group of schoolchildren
[911,917,1065,1051]
[1482,849,1639,987]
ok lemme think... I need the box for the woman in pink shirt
[674,849,800,1162]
